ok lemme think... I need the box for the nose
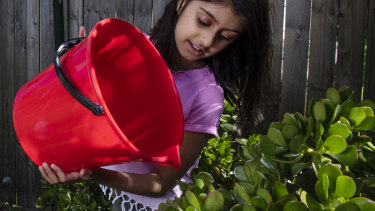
[200,31,215,49]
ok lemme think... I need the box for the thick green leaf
[324,135,347,154]
[315,181,328,204]
[195,179,205,190]
[338,86,353,101]
[327,123,351,139]
[313,102,326,122]
[238,182,253,195]
[234,166,247,182]
[217,189,233,210]
[229,204,256,211]
[250,196,267,210]
[322,173,329,200]
[329,145,358,166]
[185,206,198,211]
[291,162,310,175]
[348,107,367,126]
[283,201,308,211]
[234,183,252,205]
[339,116,351,127]
[274,181,289,200]
[318,164,343,193]
[356,99,375,110]
[268,128,288,147]
[289,134,304,153]
[350,197,375,211]
[342,100,355,118]
[196,172,214,187]
[268,194,297,211]
[203,190,224,211]
[301,191,324,211]
[335,202,361,211]
[282,125,300,141]
[185,191,201,211]
[270,122,284,130]
[326,87,341,105]
[362,106,374,116]
[354,116,375,131]
[283,112,299,127]
[335,175,356,199]
[256,188,272,204]
[258,135,288,155]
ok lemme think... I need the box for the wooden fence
[1,0,374,209]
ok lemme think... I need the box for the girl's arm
[40,131,211,197]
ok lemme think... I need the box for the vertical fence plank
[100,0,116,19]
[0,0,16,204]
[307,0,339,103]
[115,0,134,24]
[14,0,29,207]
[365,0,375,102]
[134,0,153,33]
[63,0,69,40]
[280,0,311,116]
[152,0,170,27]
[84,0,100,33]
[267,0,284,123]
[67,0,84,39]
[336,0,368,101]
[40,1,55,70]
[26,0,41,208]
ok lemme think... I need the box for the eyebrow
[199,7,241,34]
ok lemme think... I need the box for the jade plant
[158,86,375,211]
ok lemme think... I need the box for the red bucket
[12,18,183,172]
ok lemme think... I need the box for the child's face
[175,0,243,69]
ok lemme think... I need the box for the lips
[188,41,203,56]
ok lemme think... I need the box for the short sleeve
[183,85,224,137]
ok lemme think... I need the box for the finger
[80,169,93,179]
[41,163,59,184]
[51,164,67,183]
[79,26,86,37]
[39,165,54,184]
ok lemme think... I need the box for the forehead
[186,0,243,31]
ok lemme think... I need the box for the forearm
[92,167,165,197]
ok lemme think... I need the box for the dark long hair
[150,0,272,136]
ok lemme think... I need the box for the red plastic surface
[12,18,183,172]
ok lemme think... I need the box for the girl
[39,0,271,210]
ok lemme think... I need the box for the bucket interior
[88,19,181,157]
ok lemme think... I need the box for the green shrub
[159,86,375,211]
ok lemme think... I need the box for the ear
[177,0,186,14]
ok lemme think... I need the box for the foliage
[36,180,112,210]
[0,199,24,211]
[158,86,375,211]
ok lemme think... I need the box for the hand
[39,163,93,185]
[79,26,86,38]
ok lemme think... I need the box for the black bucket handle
[54,38,104,116]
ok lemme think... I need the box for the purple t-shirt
[172,65,224,137]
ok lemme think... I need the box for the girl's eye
[199,18,210,26]
[219,34,230,41]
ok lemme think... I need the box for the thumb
[80,169,92,179]
[79,26,86,37]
